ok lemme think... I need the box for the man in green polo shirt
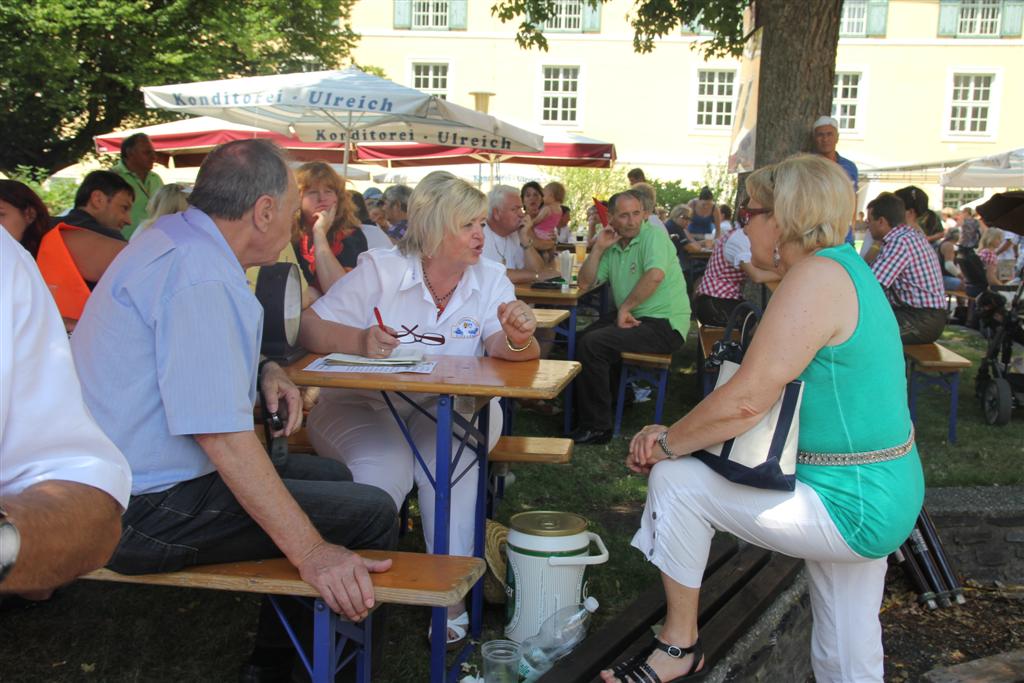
[571,191,689,444]
[112,133,163,239]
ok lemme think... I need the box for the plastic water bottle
[518,597,599,681]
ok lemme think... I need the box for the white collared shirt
[311,247,515,406]
[482,224,525,270]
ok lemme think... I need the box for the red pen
[374,307,397,337]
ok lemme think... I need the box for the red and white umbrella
[94,116,355,167]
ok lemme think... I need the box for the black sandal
[608,637,707,683]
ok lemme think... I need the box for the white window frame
[411,0,450,30]
[942,67,1001,141]
[543,0,584,32]
[692,67,737,134]
[956,0,1002,37]
[410,61,450,99]
[831,67,868,139]
[839,0,868,37]
[538,64,581,127]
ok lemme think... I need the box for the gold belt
[797,427,915,466]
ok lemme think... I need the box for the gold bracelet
[506,335,533,352]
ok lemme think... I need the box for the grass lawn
[0,324,1020,682]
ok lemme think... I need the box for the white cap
[813,116,839,131]
[583,596,599,612]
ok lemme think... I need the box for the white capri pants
[633,457,888,683]
[307,393,502,558]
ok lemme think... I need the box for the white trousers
[632,457,887,683]
[307,394,501,558]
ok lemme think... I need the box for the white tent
[940,148,1024,188]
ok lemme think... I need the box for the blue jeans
[109,453,398,649]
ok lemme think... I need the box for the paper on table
[322,348,424,365]
[304,357,437,374]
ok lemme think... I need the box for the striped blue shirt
[71,207,263,495]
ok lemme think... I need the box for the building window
[831,72,861,132]
[957,0,1001,35]
[949,73,993,134]
[695,70,735,128]
[412,0,449,30]
[840,0,868,36]
[542,66,579,123]
[943,187,984,208]
[413,63,448,99]
[545,0,583,31]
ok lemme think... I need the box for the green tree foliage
[8,166,80,216]
[692,163,737,206]
[540,166,628,227]
[647,179,697,212]
[492,0,748,57]
[0,0,359,174]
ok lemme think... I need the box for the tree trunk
[754,0,842,168]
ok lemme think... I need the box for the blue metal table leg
[613,364,629,437]
[908,366,919,423]
[471,406,489,639]
[430,395,453,682]
[654,367,669,424]
[312,599,335,683]
[357,614,371,683]
[948,371,959,444]
[563,305,577,435]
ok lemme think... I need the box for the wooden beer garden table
[284,353,580,682]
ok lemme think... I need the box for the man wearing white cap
[813,115,859,247]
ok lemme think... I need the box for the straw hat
[484,519,509,604]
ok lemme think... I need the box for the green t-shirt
[113,160,164,239]
[796,244,924,558]
[595,223,690,333]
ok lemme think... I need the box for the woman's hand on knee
[628,425,668,474]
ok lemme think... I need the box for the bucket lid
[509,511,587,537]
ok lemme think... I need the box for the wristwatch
[0,505,21,584]
[656,431,685,460]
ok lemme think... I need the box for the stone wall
[925,486,1024,585]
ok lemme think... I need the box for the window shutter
[865,0,889,36]
[1001,0,1024,37]
[938,0,960,36]
[581,1,602,33]
[449,0,468,30]
[394,0,411,29]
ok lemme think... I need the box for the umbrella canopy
[355,132,615,169]
[977,191,1024,236]
[94,116,363,169]
[141,67,543,176]
[940,148,1024,188]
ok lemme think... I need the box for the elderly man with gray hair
[483,184,559,284]
[812,115,859,246]
[70,139,398,681]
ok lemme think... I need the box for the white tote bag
[692,360,804,491]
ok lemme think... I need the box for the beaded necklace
[422,264,460,316]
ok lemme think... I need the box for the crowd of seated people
[2,141,1016,683]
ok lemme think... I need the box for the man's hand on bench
[297,542,393,621]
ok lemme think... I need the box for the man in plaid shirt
[867,192,947,344]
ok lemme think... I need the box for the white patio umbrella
[142,67,543,178]
[940,148,1024,188]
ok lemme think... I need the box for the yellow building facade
[349,0,1022,204]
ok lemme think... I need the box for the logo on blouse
[452,317,481,338]
[629,261,638,274]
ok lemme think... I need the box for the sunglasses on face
[737,205,772,228]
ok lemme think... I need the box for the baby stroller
[974,192,1024,425]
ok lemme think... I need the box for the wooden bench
[84,550,484,683]
[696,324,725,397]
[904,343,972,444]
[533,308,570,329]
[488,435,573,515]
[614,352,673,437]
[538,535,803,682]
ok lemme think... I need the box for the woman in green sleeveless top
[602,155,924,683]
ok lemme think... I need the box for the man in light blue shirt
[71,139,397,680]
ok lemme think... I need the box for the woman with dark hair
[687,186,722,242]
[894,185,943,244]
[521,181,543,220]
[349,190,373,225]
[291,162,366,298]
[0,179,51,257]
[349,190,393,251]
